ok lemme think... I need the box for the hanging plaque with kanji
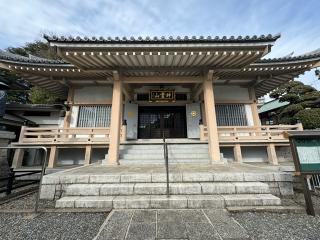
[149,89,175,102]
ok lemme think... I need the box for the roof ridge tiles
[0,50,69,64]
[43,33,281,43]
[257,48,320,63]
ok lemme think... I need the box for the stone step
[119,159,210,164]
[120,144,208,150]
[121,148,209,154]
[55,193,281,209]
[43,172,284,185]
[120,153,210,160]
[226,205,305,214]
[64,182,270,196]
[119,145,163,150]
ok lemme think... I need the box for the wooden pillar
[233,144,243,163]
[48,146,58,168]
[11,126,26,168]
[203,70,221,163]
[12,149,24,168]
[84,145,92,165]
[63,87,74,128]
[106,71,122,165]
[200,95,207,126]
[249,88,261,126]
[267,143,278,165]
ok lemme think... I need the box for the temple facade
[0,34,319,168]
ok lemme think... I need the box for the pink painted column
[106,72,122,165]
[203,71,221,163]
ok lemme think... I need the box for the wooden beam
[122,84,132,101]
[84,67,242,73]
[122,76,203,83]
[249,88,261,126]
[192,83,203,100]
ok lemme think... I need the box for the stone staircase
[55,172,282,209]
[119,143,210,164]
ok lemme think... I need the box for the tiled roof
[257,48,320,63]
[0,50,67,64]
[43,34,281,44]
[258,99,289,114]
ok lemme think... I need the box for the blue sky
[0,0,319,89]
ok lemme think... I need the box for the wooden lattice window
[216,104,248,126]
[77,105,111,127]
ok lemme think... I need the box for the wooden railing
[200,123,303,143]
[16,126,127,145]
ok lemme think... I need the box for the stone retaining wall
[40,171,294,200]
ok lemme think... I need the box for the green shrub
[294,108,320,129]
[29,86,57,104]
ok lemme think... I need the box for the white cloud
[0,0,319,88]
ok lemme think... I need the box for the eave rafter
[1,35,319,98]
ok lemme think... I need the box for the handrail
[0,146,48,213]
[162,132,169,197]
[16,126,127,144]
[200,124,303,142]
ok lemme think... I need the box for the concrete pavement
[94,209,250,240]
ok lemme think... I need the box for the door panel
[138,106,187,139]
[186,103,201,138]
[124,102,138,139]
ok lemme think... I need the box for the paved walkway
[94,209,250,240]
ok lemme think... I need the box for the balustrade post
[233,127,237,141]
[233,144,243,163]
[84,145,92,165]
[11,126,26,168]
[267,143,278,165]
[121,120,127,142]
[199,123,205,141]
[297,123,304,131]
[48,146,58,168]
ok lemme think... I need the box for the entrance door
[138,106,187,139]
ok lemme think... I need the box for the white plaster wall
[73,86,113,104]
[16,112,63,127]
[245,105,254,126]
[70,106,79,128]
[214,86,250,101]
[276,146,293,162]
[242,146,268,163]
[220,147,235,163]
[57,148,85,165]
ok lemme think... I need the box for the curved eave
[251,56,320,97]
[219,55,320,97]
[45,34,280,70]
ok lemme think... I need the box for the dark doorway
[138,106,187,139]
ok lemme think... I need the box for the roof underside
[0,34,319,99]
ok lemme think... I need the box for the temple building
[0,34,319,169]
